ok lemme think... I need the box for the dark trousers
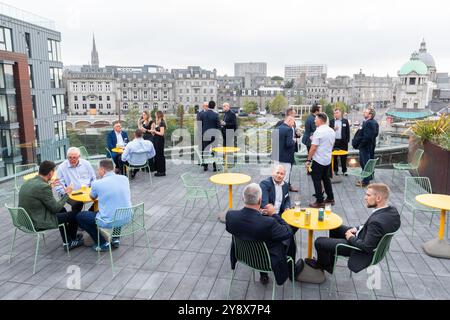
[314,225,354,274]
[333,140,348,174]
[202,140,217,170]
[154,137,166,174]
[261,236,297,282]
[76,212,121,246]
[56,210,79,243]
[112,154,125,175]
[311,160,334,203]
[359,148,372,184]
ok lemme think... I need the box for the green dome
[399,59,428,76]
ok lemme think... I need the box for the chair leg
[97,228,101,264]
[108,240,115,276]
[429,212,434,227]
[216,193,221,210]
[271,274,276,300]
[411,210,416,238]
[392,169,395,182]
[60,224,70,257]
[8,228,17,264]
[144,229,151,259]
[227,268,236,300]
[182,199,189,216]
[290,259,295,299]
[386,254,395,297]
[329,255,339,296]
[33,234,41,274]
[42,234,46,248]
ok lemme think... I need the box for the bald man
[259,165,292,216]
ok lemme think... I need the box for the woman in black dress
[151,110,166,176]
[138,110,156,172]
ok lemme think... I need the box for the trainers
[64,239,84,251]
[111,238,120,249]
[92,242,110,252]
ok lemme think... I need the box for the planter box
[409,137,450,194]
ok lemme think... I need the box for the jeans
[76,211,107,246]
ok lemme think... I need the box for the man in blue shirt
[55,147,96,213]
[76,159,132,251]
[121,129,156,179]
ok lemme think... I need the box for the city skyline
[4,0,450,77]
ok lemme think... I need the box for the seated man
[106,121,129,174]
[55,147,96,213]
[306,183,401,274]
[121,129,156,179]
[226,183,304,286]
[260,165,292,217]
[77,159,132,251]
[18,161,83,251]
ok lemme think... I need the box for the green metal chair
[401,177,441,237]
[181,172,221,216]
[95,202,150,275]
[293,152,306,183]
[329,232,396,299]
[14,164,39,206]
[227,236,295,300]
[347,158,379,186]
[392,149,424,181]
[123,151,153,184]
[193,145,224,172]
[78,145,90,160]
[5,204,70,274]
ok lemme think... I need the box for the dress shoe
[309,202,325,208]
[289,186,299,192]
[260,273,269,285]
[305,257,322,270]
[343,172,348,176]
[155,172,166,177]
[294,259,305,278]
[324,199,335,205]
[203,166,208,172]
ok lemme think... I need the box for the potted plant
[409,114,450,194]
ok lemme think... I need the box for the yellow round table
[209,173,251,209]
[212,147,240,172]
[331,149,349,176]
[111,147,124,154]
[23,171,57,181]
[70,187,98,211]
[416,194,450,258]
[282,208,343,258]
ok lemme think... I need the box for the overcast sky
[6,0,450,77]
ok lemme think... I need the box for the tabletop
[209,173,251,186]
[23,171,57,181]
[282,208,343,231]
[69,187,95,203]
[212,147,240,154]
[111,147,124,154]
[332,150,349,156]
[416,194,450,211]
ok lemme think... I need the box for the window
[163,83,167,88]
[47,39,62,61]
[99,96,102,101]
[99,104,103,109]
[403,102,407,108]
[74,96,78,101]
[32,96,37,118]
[52,95,64,115]
[409,78,416,85]
[414,102,418,108]
[97,83,103,91]
[123,83,127,88]
[107,104,111,109]
[74,104,79,110]
[123,103,128,110]
[28,65,34,89]
[0,27,13,51]
[89,82,95,91]
[179,89,183,94]
[82,96,86,101]
[0,64,14,89]
[106,96,110,101]
[81,82,87,92]
[54,121,66,140]
[133,91,138,100]
[73,82,78,91]
[105,82,111,92]
[25,33,31,58]
[82,104,87,110]
[163,103,168,109]
[133,83,137,88]
[153,102,158,110]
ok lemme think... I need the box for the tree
[269,94,288,114]
[265,100,271,113]
[283,79,294,89]
[124,105,140,131]
[271,76,284,81]
[243,99,258,114]
[188,106,196,114]
[176,104,185,128]
[333,101,349,114]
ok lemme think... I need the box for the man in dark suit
[106,121,129,174]
[198,100,221,171]
[355,107,379,187]
[306,183,401,274]
[221,102,237,147]
[301,103,321,153]
[272,115,296,188]
[260,165,291,216]
[226,183,304,285]
[275,108,300,192]
[329,108,350,176]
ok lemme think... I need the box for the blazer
[358,119,378,152]
[222,110,237,131]
[347,206,401,273]
[226,207,295,285]
[301,114,317,148]
[329,118,350,143]
[276,119,300,152]
[18,176,69,230]
[106,130,129,158]
[198,109,221,135]
[272,122,295,164]
[260,177,291,215]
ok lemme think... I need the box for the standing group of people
[106,110,167,178]
[272,103,380,208]
[196,100,238,172]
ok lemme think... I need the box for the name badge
[284,194,289,199]
[343,124,347,127]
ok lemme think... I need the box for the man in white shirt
[259,165,292,216]
[305,112,336,208]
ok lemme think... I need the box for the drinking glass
[325,203,332,220]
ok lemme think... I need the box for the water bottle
[318,208,324,222]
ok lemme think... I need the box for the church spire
[91,34,99,68]
[419,39,427,53]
